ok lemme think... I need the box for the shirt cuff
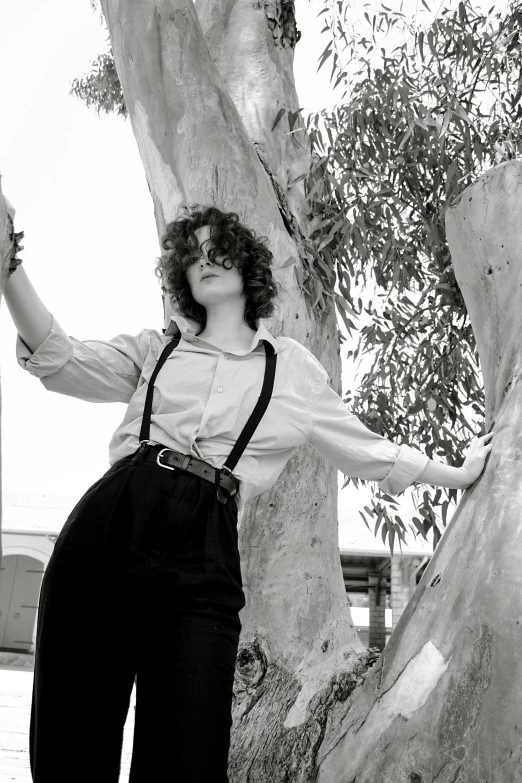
[378,445,430,495]
[16,315,74,378]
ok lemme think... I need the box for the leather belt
[142,443,239,498]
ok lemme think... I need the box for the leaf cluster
[297,0,522,551]
[70,52,127,118]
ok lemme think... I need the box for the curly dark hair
[155,204,279,333]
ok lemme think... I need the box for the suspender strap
[214,340,276,503]
[139,336,180,444]
[221,340,276,474]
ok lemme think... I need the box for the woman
[3,202,492,782]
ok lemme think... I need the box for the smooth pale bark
[196,0,313,225]
[98,1,369,779]
[315,160,522,782]
[0,181,12,563]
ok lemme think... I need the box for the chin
[198,293,231,305]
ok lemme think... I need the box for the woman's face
[185,224,245,307]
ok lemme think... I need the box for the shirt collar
[164,313,279,354]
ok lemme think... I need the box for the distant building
[338,483,436,650]
[1,493,75,653]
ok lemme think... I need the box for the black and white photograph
[0,0,517,780]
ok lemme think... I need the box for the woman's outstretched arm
[309,381,494,494]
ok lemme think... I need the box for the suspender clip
[138,439,157,453]
[215,466,238,504]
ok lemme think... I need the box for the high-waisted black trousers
[29,445,245,782]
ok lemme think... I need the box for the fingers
[469,432,494,453]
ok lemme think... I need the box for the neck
[198,299,257,347]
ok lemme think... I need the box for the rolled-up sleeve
[16,315,146,403]
[309,382,429,495]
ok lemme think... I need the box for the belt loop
[215,467,228,505]
[131,443,147,464]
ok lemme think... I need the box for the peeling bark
[315,161,522,782]
[230,648,379,781]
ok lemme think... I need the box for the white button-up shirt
[16,313,429,521]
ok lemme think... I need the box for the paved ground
[0,665,136,782]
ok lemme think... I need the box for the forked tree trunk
[97,1,373,779]
[314,160,522,782]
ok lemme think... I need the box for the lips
[201,273,218,281]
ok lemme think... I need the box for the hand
[460,431,494,488]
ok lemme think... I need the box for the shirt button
[217,386,223,393]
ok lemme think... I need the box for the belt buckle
[157,448,191,472]
[156,448,176,471]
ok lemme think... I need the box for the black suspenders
[138,335,181,445]
[138,333,277,502]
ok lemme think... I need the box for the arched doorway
[0,555,44,652]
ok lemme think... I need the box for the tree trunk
[0,181,12,564]
[314,159,522,782]
[97,1,372,779]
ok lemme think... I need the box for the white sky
[0,0,459,546]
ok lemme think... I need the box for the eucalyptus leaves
[293,0,520,550]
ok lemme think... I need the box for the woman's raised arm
[4,265,53,353]
[3,247,145,405]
